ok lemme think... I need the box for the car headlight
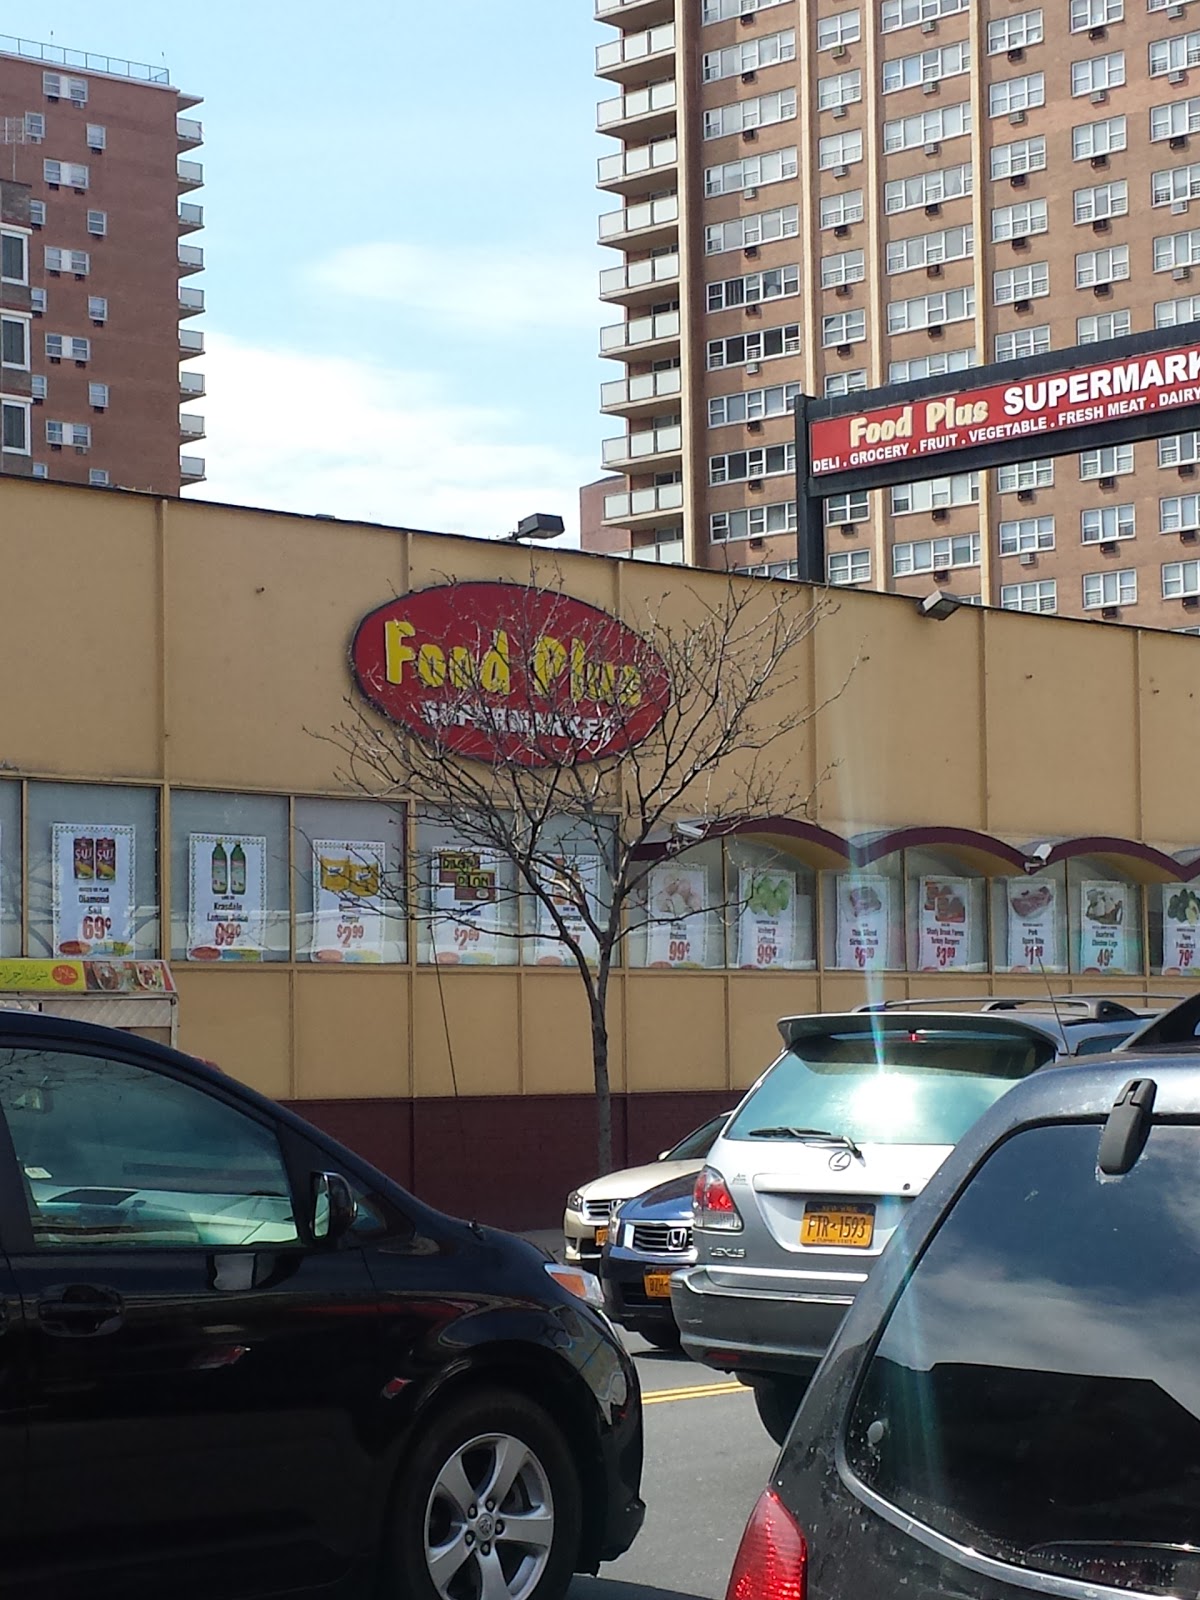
[566,1191,584,1213]
[545,1263,606,1310]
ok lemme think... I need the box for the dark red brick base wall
[286,1093,733,1233]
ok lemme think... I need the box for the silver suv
[671,995,1160,1442]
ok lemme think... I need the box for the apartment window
[818,130,864,169]
[1080,443,1134,478]
[992,199,1049,242]
[997,459,1054,492]
[703,30,796,83]
[1001,580,1057,612]
[704,88,797,139]
[818,71,863,111]
[828,549,872,586]
[86,210,107,238]
[1070,0,1123,26]
[989,74,1046,117]
[994,262,1050,304]
[710,501,797,541]
[0,314,29,371]
[825,491,870,525]
[1072,53,1125,96]
[1078,309,1131,342]
[817,11,862,49]
[825,369,868,396]
[703,0,791,22]
[44,248,89,276]
[884,163,972,214]
[882,103,971,154]
[1073,180,1129,222]
[887,225,973,274]
[882,42,971,94]
[1152,162,1200,205]
[1160,493,1200,531]
[1083,569,1136,608]
[1151,98,1200,141]
[42,160,88,190]
[24,112,45,141]
[0,230,28,285]
[893,533,981,576]
[990,138,1048,181]
[1073,115,1128,161]
[999,516,1055,555]
[43,72,87,103]
[881,0,969,31]
[44,334,90,363]
[892,474,980,515]
[1150,32,1200,76]
[86,124,106,151]
[890,348,976,382]
[30,288,46,315]
[1163,559,1200,597]
[709,380,803,427]
[1075,244,1130,286]
[709,442,795,486]
[30,375,46,401]
[707,264,800,312]
[87,296,108,323]
[705,204,800,255]
[822,248,867,287]
[996,325,1052,361]
[1156,293,1200,325]
[888,285,975,333]
[87,382,108,408]
[1082,504,1136,541]
[45,420,90,448]
[88,468,110,486]
[28,199,45,229]
[735,561,800,580]
[821,190,865,228]
[822,309,867,345]
[1154,228,1200,269]
[988,11,1045,53]
[706,147,799,198]
[1158,431,1200,465]
[706,324,801,369]
[1,399,30,453]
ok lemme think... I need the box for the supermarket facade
[3,478,1199,1225]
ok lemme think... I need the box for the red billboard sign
[809,340,1200,477]
[351,583,670,768]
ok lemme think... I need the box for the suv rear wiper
[747,1126,864,1160]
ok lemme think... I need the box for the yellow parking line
[643,1380,747,1405]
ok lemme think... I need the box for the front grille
[584,1198,615,1223]
[631,1223,692,1253]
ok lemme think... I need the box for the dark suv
[725,1038,1200,1600]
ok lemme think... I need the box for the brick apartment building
[0,35,204,496]
[590,0,1200,629]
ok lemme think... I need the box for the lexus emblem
[828,1148,853,1172]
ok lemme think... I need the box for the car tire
[751,1377,807,1446]
[640,1323,682,1351]
[386,1386,583,1600]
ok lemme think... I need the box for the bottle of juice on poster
[211,840,228,896]
[229,841,247,897]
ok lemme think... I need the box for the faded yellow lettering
[532,634,567,694]
[417,643,447,687]
[617,664,642,708]
[384,619,417,684]
[481,629,511,694]
[448,646,474,690]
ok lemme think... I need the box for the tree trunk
[590,994,613,1176]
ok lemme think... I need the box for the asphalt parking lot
[570,1334,777,1600]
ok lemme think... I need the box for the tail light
[693,1165,744,1232]
[726,1488,807,1600]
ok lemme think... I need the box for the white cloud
[188,332,593,542]
[308,240,604,335]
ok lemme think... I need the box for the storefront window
[905,849,988,974]
[27,782,159,959]
[991,866,1067,975]
[1152,879,1200,977]
[0,780,20,958]
[170,791,290,963]
[293,797,406,965]
[724,837,816,971]
[521,815,615,968]
[415,813,518,965]
[1067,857,1144,977]
[628,840,725,969]
[823,856,905,972]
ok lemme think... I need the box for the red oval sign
[351,583,670,767]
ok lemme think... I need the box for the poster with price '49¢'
[187,834,267,961]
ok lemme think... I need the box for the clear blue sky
[23,1,612,539]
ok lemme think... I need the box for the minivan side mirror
[312,1171,356,1246]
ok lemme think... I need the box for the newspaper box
[0,959,178,1047]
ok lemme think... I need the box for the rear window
[844,1121,1200,1596]
[725,1026,1053,1147]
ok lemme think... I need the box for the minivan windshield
[725,1026,1054,1147]
[664,1112,729,1161]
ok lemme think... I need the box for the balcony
[630,535,685,564]
[597,79,676,139]
[600,307,680,358]
[180,369,205,399]
[178,284,205,316]
[599,192,679,248]
[600,251,680,306]
[177,242,204,274]
[176,116,203,149]
[596,22,675,84]
[178,327,205,356]
[600,366,682,414]
[602,482,684,523]
[595,0,675,28]
[180,411,206,441]
[598,135,678,197]
[180,454,206,483]
[602,421,682,469]
[177,158,204,190]
[178,201,204,233]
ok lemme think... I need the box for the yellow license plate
[594,1225,609,1248]
[800,1202,875,1249]
[644,1270,674,1298]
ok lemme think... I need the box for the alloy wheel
[424,1430,556,1600]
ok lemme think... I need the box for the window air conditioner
[928,323,945,338]
[744,302,762,316]
[1090,154,1109,170]
[832,44,847,59]
[1173,199,1192,214]
[1012,235,1030,250]
[834,223,850,237]
[840,523,856,536]
[932,507,949,523]
[747,420,764,434]
[1094,282,1113,297]
[1168,4,1187,18]
[923,80,939,96]
[1008,48,1025,64]
[1171,135,1190,150]
[837,343,853,356]
[833,163,849,177]
[1098,476,1117,489]
[740,9,755,22]
[1100,540,1118,553]
[1088,26,1108,40]
[923,142,941,156]
[1011,172,1029,188]
[744,245,759,258]
[746,362,760,374]
[1014,298,1032,312]
[836,282,853,297]
[1183,595,1200,610]
[833,104,849,119]
[932,567,950,581]
[1174,265,1193,280]
[1182,527,1200,543]
[748,478,764,491]
[1101,606,1120,620]
[1009,110,1027,126]
[743,187,758,199]
[925,201,942,216]
[741,70,757,84]
[1170,70,1188,85]
[1017,489,1035,503]
[1180,463,1198,478]
[921,18,937,32]
[1090,90,1109,106]
[1093,217,1111,232]
[927,263,943,278]
[1019,552,1037,566]
[742,128,758,142]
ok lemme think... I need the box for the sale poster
[187,834,267,961]
[1079,881,1132,974]
[310,840,387,963]
[52,822,136,957]
[1162,884,1200,974]
[835,874,892,971]
[1005,876,1061,972]
[737,868,799,970]
[532,855,601,966]
[918,876,972,972]
[645,865,709,968]
[430,848,505,964]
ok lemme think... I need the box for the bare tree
[324,570,843,1178]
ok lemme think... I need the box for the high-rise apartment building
[592,0,1200,629]
[0,36,204,496]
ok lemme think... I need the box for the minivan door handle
[37,1284,125,1338]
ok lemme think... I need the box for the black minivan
[0,1011,644,1599]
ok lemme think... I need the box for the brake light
[693,1165,744,1232]
[726,1489,807,1600]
